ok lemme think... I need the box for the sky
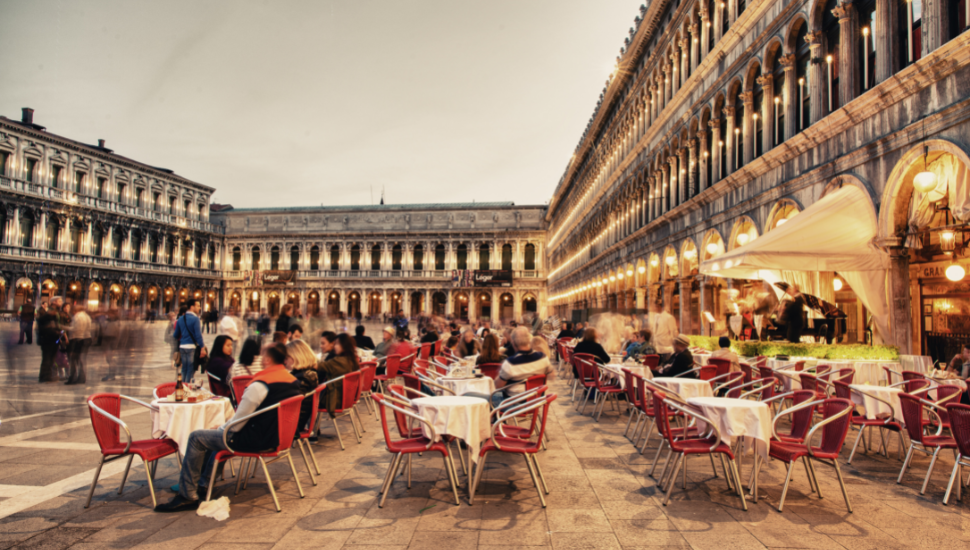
[0,0,644,208]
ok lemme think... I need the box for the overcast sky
[0,0,643,208]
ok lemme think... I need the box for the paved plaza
[0,323,966,550]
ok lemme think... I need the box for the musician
[781,284,806,343]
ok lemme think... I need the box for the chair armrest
[381,399,437,449]
[87,400,132,454]
[771,399,826,441]
[206,372,222,382]
[805,404,853,458]
[120,394,159,413]
[673,367,703,378]
[665,400,723,452]
[220,400,289,453]
[490,396,550,448]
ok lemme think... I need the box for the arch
[521,292,538,316]
[453,290,469,319]
[476,290,492,319]
[347,290,361,318]
[289,244,300,270]
[370,243,382,270]
[785,14,810,54]
[728,215,760,250]
[662,246,679,279]
[327,290,340,316]
[879,139,970,240]
[647,252,662,283]
[681,238,699,275]
[762,37,785,71]
[765,198,803,232]
[701,228,726,260]
[635,258,648,287]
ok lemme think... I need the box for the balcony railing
[0,245,219,277]
[0,176,223,234]
[222,269,544,281]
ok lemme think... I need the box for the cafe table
[150,396,234,452]
[411,395,491,483]
[849,384,904,425]
[601,364,653,389]
[652,377,714,400]
[436,376,495,397]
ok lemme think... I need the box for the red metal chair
[651,389,748,511]
[798,373,828,400]
[375,354,402,392]
[470,393,558,507]
[708,357,732,378]
[230,375,254,407]
[942,403,970,505]
[696,365,717,381]
[488,386,549,445]
[574,356,600,414]
[478,362,502,380]
[294,383,327,485]
[622,368,643,439]
[570,352,597,401]
[765,389,818,444]
[399,352,417,373]
[525,374,546,391]
[833,368,855,385]
[631,373,658,452]
[590,363,625,421]
[419,342,434,360]
[736,376,777,402]
[206,372,233,399]
[153,382,176,400]
[833,381,904,463]
[640,354,660,368]
[897,391,958,494]
[371,393,460,507]
[205,394,305,512]
[738,362,754,384]
[358,362,378,415]
[928,384,964,431]
[319,371,363,450]
[767,397,854,512]
[85,393,179,508]
[902,370,926,382]
[709,370,743,396]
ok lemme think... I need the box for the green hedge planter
[687,336,899,361]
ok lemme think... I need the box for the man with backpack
[173,299,207,382]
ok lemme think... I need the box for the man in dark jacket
[655,334,695,378]
[37,298,64,382]
[18,299,35,344]
[354,325,375,350]
[155,343,301,513]
[557,321,575,340]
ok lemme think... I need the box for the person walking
[36,298,64,382]
[18,299,35,344]
[173,299,207,383]
[65,304,92,385]
[275,304,293,334]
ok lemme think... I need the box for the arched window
[708,0,716,51]
[722,0,730,35]
[898,0,923,69]
[479,244,490,270]
[310,245,320,270]
[413,245,424,271]
[290,245,299,271]
[350,244,360,271]
[794,22,811,133]
[823,0,841,112]
[329,245,340,270]
[737,0,746,18]
[719,110,728,176]
[501,244,513,271]
[149,235,159,263]
[270,245,280,270]
[371,244,381,270]
[251,246,261,269]
[733,89,745,170]
[524,243,536,271]
[232,246,241,270]
[207,244,215,269]
[194,241,203,268]
[70,221,82,254]
[392,244,402,270]
[434,244,445,270]
[946,0,969,41]
[703,114,713,187]
[456,243,467,270]
[165,237,174,264]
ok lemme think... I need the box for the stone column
[834,2,859,108]
[664,65,672,105]
[780,54,797,140]
[679,39,689,87]
[714,0,724,43]
[679,279,692,334]
[757,74,773,154]
[698,133,709,192]
[651,84,659,122]
[740,91,754,165]
[874,0,895,84]
[698,277,708,336]
[687,139,698,198]
[709,119,721,184]
[690,23,700,71]
[700,11,711,58]
[922,0,944,57]
[806,31,826,123]
[887,246,913,353]
[722,107,736,176]
[670,53,680,96]
[664,159,675,211]
[678,148,688,204]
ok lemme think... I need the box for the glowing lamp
[638,265,646,274]
[706,243,719,255]
[946,264,966,282]
[940,230,957,252]
[736,233,750,246]
[776,218,788,226]
[650,258,659,267]
[833,278,843,291]
[252,291,258,299]
[626,269,633,277]
[609,275,616,282]
[914,170,939,193]
[665,256,675,266]
[617,272,624,280]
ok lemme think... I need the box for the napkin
[197,496,231,521]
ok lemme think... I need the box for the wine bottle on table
[175,373,185,402]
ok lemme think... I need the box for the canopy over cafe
[698,142,970,362]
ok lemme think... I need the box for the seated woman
[316,333,361,419]
[477,333,507,365]
[572,328,611,367]
[205,335,235,398]
[285,339,320,431]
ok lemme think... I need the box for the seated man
[623,329,656,362]
[154,343,302,512]
[491,326,556,407]
[354,325,375,350]
[654,334,695,378]
[557,321,575,340]
[287,324,303,342]
[373,326,395,358]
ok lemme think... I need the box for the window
[20,213,34,247]
[371,244,381,270]
[150,236,159,263]
[194,242,203,268]
[252,246,261,269]
[734,92,744,170]
[180,240,189,265]
[501,244,512,271]
[46,219,59,251]
[795,22,811,132]
[165,238,174,264]
[183,200,191,217]
[413,245,424,270]
[232,247,241,270]
[113,231,124,259]
[456,244,467,270]
[198,203,205,220]
[899,0,923,69]
[96,177,106,199]
[946,0,969,40]
[434,244,445,270]
[392,244,402,270]
[207,245,215,269]
[524,244,536,270]
[350,245,360,270]
[131,233,142,261]
[479,244,490,270]
[169,197,176,214]
[91,225,103,256]
[270,246,280,270]
[74,171,84,193]
[823,0,841,112]
[117,183,126,203]
[771,52,786,147]
[752,68,764,158]
[69,223,81,254]
[0,151,9,176]
[310,245,320,270]
[25,158,37,183]
[707,0,716,51]
[136,189,144,208]
[51,165,62,188]
[290,245,299,271]
[858,0,876,91]
[153,192,161,211]
[330,245,340,270]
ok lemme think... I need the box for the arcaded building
[545,0,970,356]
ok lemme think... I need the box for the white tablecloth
[412,396,491,464]
[899,355,933,376]
[688,397,771,461]
[771,358,903,390]
[151,397,234,452]
[437,376,495,397]
[849,385,904,424]
[653,377,714,400]
[601,364,652,389]
[694,353,711,366]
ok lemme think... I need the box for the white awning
[699,185,891,341]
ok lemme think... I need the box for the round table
[687,397,771,461]
[652,377,714,400]
[601,364,652,389]
[150,397,234,452]
[437,376,495,397]
[411,396,491,465]
[849,384,904,424]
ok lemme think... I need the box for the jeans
[180,348,196,382]
[177,429,229,500]
[19,321,33,344]
[68,338,90,383]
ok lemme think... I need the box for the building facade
[0,109,223,314]
[211,204,547,323]
[545,0,970,355]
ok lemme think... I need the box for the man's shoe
[154,495,200,513]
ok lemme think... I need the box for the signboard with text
[472,269,512,287]
[259,270,297,285]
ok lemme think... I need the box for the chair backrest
[302,384,326,435]
[525,374,546,391]
[815,365,832,380]
[499,392,557,450]
[385,384,418,437]
[798,373,820,393]
[757,364,775,381]
[207,373,233,398]
[814,398,854,455]
[479,363,502,380]
[749,377,776,401]
[358,364,377,398]
[634,374,654,416]
[273,395,306,453]
[945,403,970,456]
[904,379,931,393]
[592,363,617,390]
[401,373,423,392]
[433,340,442,357]
[154,382,177,400]
[571,352,597,378]
[340,371,363,410]
[87,393,123,451]
[708,358,732,377]
[832,380,852,400]
[793,361,805,372]
[933,384,963,408]
[739,362,754,384]
[419,342,433,360]
[834,368,855,385]
[414,358,430,371]
[385,354,403,378]
[697,365,717,381]
[650,389,675,442]
[785,389,819,442]
[573,354,598,385]
[902,370,925,381]
[622,368,639,405]
[721,371,745,398]
[231,375,255,405]
[400,353,416,372]
[898,392,929,442]
[640,354,660,368]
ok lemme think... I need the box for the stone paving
[0,323,967,549]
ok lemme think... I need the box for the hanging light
[940,229,957,252]
[609,275,616,282]
[617,272,624,280]
[913,146,938,193]
[650,257,659,267]
[736,233,750,246]
[626,269,633,277]
[946,263,966,282]
[706,242,719,255]
[638,265,646,274]
[833,277,844,291]
[665,255,675,266]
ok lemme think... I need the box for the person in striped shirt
[493,327,556,406]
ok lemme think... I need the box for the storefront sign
[473,270,513,287]
[260,270,297,285]
[917,260,970,280]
